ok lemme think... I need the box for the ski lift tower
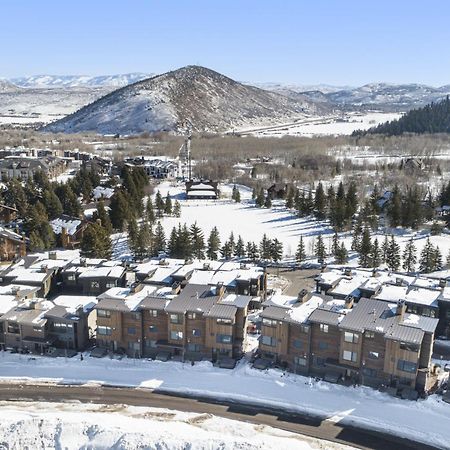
[178,120,193,180]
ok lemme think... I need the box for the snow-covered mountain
[0,79,22,93]
[43,65,325,135]
[11,73,151,88]
[316,83,450,111]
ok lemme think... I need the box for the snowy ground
[155,181,450,265]
[0,401,348,450]
[0,353,449,449]
[235,112,402,137]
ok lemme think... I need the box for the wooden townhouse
[257,293,440,394]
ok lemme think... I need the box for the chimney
[345,295,354,309]
[40,264,49,273]
[80,257,87,267]
[439,278,447,288]
[344,268,352,277]
[171,281,181,295]
[297,289,310,303]
[48,251,57,260]
[203,262,211,271]
[11,286,20,299]
[396,299,407,318]
[216,282,225,298]
[395,277,403,286]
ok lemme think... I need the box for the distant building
[50,215,90,249]
[0,156,68,181]
[267,183,288,200]
[185,180,219,199]
[0,227,27,261]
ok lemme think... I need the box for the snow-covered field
[0,353,449,449]
[0,401,346,450]
[236,112,402,137]
[156,181,450,264]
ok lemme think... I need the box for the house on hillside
[50,215,90,249]
[267,183,288,200]
[0,228,27,261]
[185,180,219,199]
[0,204,18,223]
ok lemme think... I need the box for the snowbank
[0,353,449,449]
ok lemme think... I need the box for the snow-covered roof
[92,186,114,200]
[405,287,440,308]
[52,295,97,314]
[78,266,125,279]
[50,217,82,236]
[287,296,324,324]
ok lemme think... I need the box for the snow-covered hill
[43,65,326,135]
[11,73,151,88]
[0,79,22,93]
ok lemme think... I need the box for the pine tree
[335,242,348,264]
[43,189,63,220]
[314,182,327,219]
[127,217,140,259]
[402,238,417,273]
[331,232,339,256]
[232,185,241,203]
[419,238,435,273]
[173,200,181,218]
[270,238,283,262]
[345,181,358,221]
[386,235,401,271]
[146,197,155,223]
[55,184,81,217]
[164,194,172,215]
[351,216,363,252]
[220,241,233,260]
[155,191,164,217]
[433,246,443,271]
[255,188,265,208]
[29,230,45,252]
[370,238,382,268]
[109,190,132,231]
[80,223,112,259]
[259,234,272,260]
[207,227,220,260]
[387,185,402,228]
[246,241,254,260]
[190,222,205,259]
[315,234,326,263]
[153,221,166,256]
[381,235,389,263]
[359,226,372,267]
[264,195,272,208]
[167,227,179,257]
[135,221,152,260]
[235,235,245,258]
[251,187,257,200]
[93,201,113,234]
[227,232,235,255]
[295,236,306,265]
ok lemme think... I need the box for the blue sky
[1,0,449,86]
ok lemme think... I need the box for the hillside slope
[42,66,324,135]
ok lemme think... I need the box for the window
[315,357,326,366]
[217,318,232,325]
[67,274,76,281]
[7,322,19,334]
[368,351,379,359]
[400,342,419,352]
[149,310,158,318]
[148,325,157,333]
[106,282,116,289]
[294,356,307,366]
[293,339,303,349]
[261,335,276,347]
[49,322,72,333]
[192,329,201,337]
[97,309,111,318]
[299,324,310,334]
[216,334,232,344]
[91,281,100,289]
[127,327,136,335]
[262,318,277,327]
[320,324,329,333]
[344,331,359,343]
[362,367,377,378]
[187,312,197,320]
[170,330,183,340]
[397,360,417,373]
[97,326,112,336]
[131,312,140,320]
[127,341,140,351]
[33,325,44,332]
[145,339,157,348]
[187,343,201,352]
[343,350,358,362]
[318,341,328,350]
[365,331,375,339]
[170,314,182,324]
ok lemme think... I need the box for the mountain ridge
[42,65,324,135]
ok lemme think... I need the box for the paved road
[0,382,439,450]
